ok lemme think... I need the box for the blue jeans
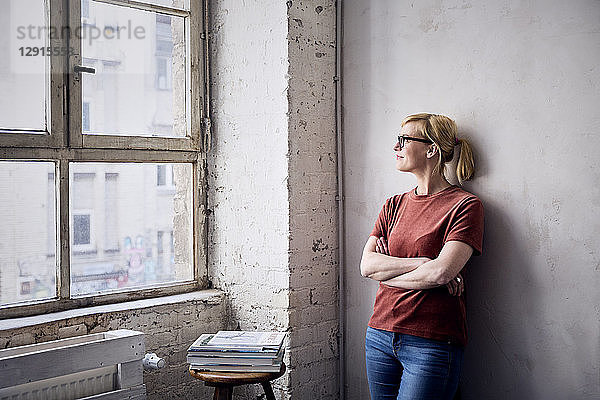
[365,326,463,400]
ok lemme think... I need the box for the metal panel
[117,361,144,389]
[0,366,117,400]
[0,330,145,388]
[82,385,146,400]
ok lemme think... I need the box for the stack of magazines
[187,331,286,372]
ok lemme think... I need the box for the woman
[360,113,484,400]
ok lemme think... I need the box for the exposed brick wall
[208,1,292,398]
[206,0,291,331]
[287,1,339,399]
[208,0,339,399]
[0,292,226,399]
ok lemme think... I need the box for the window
[0,0,208,317]
[156,57,172,90]
[156,163,176,188]
[104,173,119,251]
[156,14,173,90]
[157,164,167,186]
[73,214,91,245]
[82,101,91,132]
[82,0,90,18]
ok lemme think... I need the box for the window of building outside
[0,0,207,317]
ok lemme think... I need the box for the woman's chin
[396,163,408,172]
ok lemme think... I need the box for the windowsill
[0,289,223,332]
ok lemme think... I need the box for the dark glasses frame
[397,135,433,148]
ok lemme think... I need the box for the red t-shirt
[368,185,484,346]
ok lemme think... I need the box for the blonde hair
[401,113,475,184]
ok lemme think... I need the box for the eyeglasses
[397,135,433,148]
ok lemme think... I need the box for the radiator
[0,329,146,400]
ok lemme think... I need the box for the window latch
[74,65,96,74]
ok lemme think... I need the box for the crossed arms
[359,236,473,296]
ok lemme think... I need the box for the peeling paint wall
[208,0,338,399]
[208,1,291,397]
[343,1,600,399]
[287,1,339,399]
[208,0,290,327]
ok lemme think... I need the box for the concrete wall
[343,1,600,399]
[208,0,338,399]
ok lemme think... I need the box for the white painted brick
[291,325,315,348]
[289,287,311,305]
[268,270,289,287]
[270,290,290,308]
[293,344,317,367]
[207,0,338,398]
[312,284,338,305]
[286,364,314,387]
[58,324,87,339]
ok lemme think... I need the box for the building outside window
[82,0,90,18]
[0,0,207,317]
[82,102,90,132]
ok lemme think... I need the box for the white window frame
[0,0,210,319]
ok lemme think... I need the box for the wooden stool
[189,363,286,400]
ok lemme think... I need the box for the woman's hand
[445,273,464,296]
[375,237,390,255]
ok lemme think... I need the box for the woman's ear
[426,144,437,159]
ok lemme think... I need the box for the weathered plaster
[343,1,600,399]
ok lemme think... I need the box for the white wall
[208,2,291,398]
[343,1,600,399]
[208,1,338,398]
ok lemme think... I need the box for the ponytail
[456,138,475,184]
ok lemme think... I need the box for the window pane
[81,1,187,137]
[0,0,47,132]
[70,162,193,296]
[0,161,56,306]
